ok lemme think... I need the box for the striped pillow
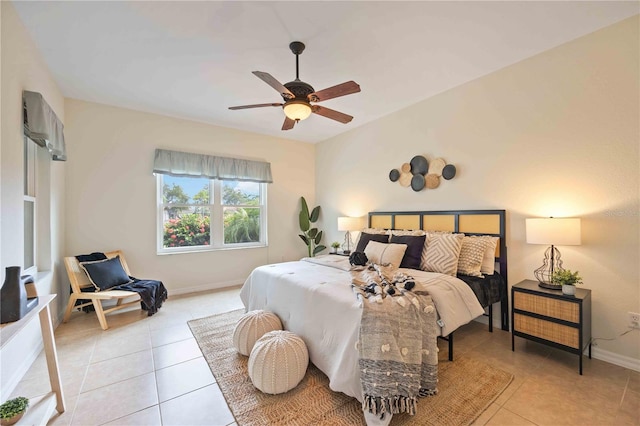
[457,237,489,277]
[422,233,464,276]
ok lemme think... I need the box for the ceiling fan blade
[311,105,353,124]
[282,116,296,131]
[309,81,360,102]
[252,71,295,100]
[228,103,282,110]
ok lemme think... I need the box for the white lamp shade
[283,101,312,121]
[526,218,581,246]
[338,216,362,231]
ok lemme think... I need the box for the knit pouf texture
[232,310,283,356]
[248,330,309,395]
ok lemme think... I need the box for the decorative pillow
[364,241,407,269]
[390,234,426,270]
[80,256,132,291]
[478,236,499,275]
[422,233,464,276]
[420,231,453,271]
[457,237,489,277]
[355,232,390,253]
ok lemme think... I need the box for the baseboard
[1,341,43,399]
[590,346,640,372]
[169,279,244,296]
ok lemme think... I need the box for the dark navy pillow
[390,234,426,270]
[80,256,131,291]
[355,232,389,253]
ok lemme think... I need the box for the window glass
[158,176,266,253]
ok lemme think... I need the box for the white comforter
[239,255,484,402]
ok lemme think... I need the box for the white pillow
[457,237,489,277]
[422,233,464,276]
[364,241,407,269]
[478,236,499,275]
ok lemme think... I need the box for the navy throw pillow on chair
[80,256,132,291]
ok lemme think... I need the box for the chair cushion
[248,330,309,394]
[79,256,132,291]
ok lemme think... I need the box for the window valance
[23,91,67,161]
[153,149,273,183]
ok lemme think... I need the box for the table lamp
[337,217,362,254]
[526,217,581,289]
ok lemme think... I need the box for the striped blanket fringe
[363,395,418,417]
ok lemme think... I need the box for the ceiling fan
[229,41,361,131]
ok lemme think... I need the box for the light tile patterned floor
[10,286,640,425]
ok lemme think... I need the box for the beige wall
[64,99,315,294]
[316,17,639,362]
[1,1,67,398]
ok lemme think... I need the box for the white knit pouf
[248,330,309,395]
[233,310,283,356]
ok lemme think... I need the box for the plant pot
[1,411,25,426]
[562,284,576,296]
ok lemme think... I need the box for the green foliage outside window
[162,180,261,247]
[164,214,210,247]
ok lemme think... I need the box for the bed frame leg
[448,333,453,361]
[488,304,493,332]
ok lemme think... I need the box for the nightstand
[511,279,591,374]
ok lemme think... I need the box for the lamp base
[538,282,562,290]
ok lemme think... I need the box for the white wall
[63,99,315,294]
[1,1,66,399]
[316,17,639,363]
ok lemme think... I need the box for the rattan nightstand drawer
[514,313,579,349]
[513,291,579,323]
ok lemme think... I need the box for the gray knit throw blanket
[351,264,438,417]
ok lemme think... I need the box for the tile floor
[10,286,640,426]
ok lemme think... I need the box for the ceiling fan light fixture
[283,100,312,121]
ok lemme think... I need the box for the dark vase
[0,266,35,324]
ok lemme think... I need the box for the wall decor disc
[410,155,428,175]
[429,158,446,176]
[389,169,400,182]
[442,164,457,180]
[425,174,440,189]
[399,172,412,187]
[401,163,411,173]
[411,174,425,191]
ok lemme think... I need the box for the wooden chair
[63,250,141,330]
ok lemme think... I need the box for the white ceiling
[12,1,639,143]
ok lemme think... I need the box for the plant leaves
[313,245,326,255]
[310,206,320,223]
[300,197,310,220]
[298,234,309,245]
[308,228,318,238]
[299,210,310,232]
[314,230,323,244]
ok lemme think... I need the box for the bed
[240,209,508,423]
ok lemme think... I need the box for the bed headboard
[367,209,507,282]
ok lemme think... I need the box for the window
[23,137,37,273]
[157,175,267,253]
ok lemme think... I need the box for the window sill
[157,244,268,256]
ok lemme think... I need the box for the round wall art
[389,154,457,192]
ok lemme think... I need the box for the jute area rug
[188,309,513,426]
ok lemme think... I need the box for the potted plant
[330,241,341,254]
[0,396,29,426]
[552,269,583,296]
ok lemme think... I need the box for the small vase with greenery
[552,269,582,295]
[298,197,326,257]
[331,241,341,254]
[0,397,29,426]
